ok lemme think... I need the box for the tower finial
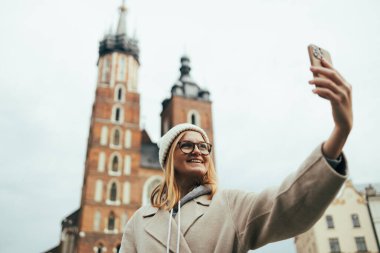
[116,0,127,36]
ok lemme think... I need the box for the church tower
[76,3,142,252]
[161,55,214,143]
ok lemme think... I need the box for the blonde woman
[120,58,352,253]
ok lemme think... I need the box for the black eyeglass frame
[177,141,213,155]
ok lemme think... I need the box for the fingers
[309,77,340,94]
[312,87,341,104]
[310,66,345,87]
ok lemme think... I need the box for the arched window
[93,211,101,231]
[100,126,108,145]
[117,88,123,101]
[108,212,116,231]
[115,108,120,121]
[142,176,162,206]
[187,110,201,126]
[94,180,103,202]
[110,182,117,201]
[112,128,121,147]
[112,156,119,172]
[95,243,104,253]
[112,105,124,124]
[109,153,122,176]
[114,244,121,253]
[114,85,125,102]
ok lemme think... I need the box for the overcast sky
[1,0,379,252]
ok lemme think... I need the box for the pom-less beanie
[157,123,210,169]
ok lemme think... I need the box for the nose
[191,144,201,155]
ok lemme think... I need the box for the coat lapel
[142,195,211,253]
[179,195,210,236]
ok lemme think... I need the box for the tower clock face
[185,84,198,97]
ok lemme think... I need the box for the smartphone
[308,44,333,77]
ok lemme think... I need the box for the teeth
[188,159,202,163]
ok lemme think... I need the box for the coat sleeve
[225,143,348,251]
[119,213,137,253]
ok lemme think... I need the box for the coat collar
[142,194,211,252]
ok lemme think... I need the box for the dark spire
[168,55,210,101]
[98,0,139,62]
[180,55,191,78]
[116,0,127,36]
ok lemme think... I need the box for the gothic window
[355,237,367,252]
[108,212,116,231]
[100,126,108,145]
[124,155,131,175]
[101,57,110,82]
[95,243,104,253]
[117,56,126,81]
[94,180,103,202]
[115,244,121,253]
[187,110,201,127]
[93,211,101,231]
[123,182,131,204]
[115,108,120,121]
[109,153,122,176]
[97,152,106,172]
[326,215,334,229]
[328,238,341,253]
[351,214,361,228]
[112,128,121,147]
[114,85,125,102]
[125,129,132,148]
[142,176,162,205]
[112,105,124,124]
[112,156,119,172]
[110,182,117,201]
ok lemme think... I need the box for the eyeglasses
[177,141,212,155]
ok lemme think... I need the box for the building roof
[61,208,80,229]
[98,2,139,62]
[169,55,210,101]
[140,130,161,169]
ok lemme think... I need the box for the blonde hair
[151,131,218,210]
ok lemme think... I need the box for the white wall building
[295,180,379,253]
[366,185,380,251]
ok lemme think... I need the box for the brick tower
[161,55,214,143]
[74,3,162,253]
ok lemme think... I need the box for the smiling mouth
[187,159,203,164]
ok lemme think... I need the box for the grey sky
[0,0,379,252]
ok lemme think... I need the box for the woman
[120,58,352,252]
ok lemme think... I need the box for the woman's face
[173,131,210,181]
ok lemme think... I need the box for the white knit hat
[157,123,210,169]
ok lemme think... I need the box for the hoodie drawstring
[166,200,181,253]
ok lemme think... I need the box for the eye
[180,142,194,150]
[198,143,208,150]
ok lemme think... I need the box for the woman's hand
[309,58,353,159]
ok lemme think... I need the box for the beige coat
[120,144,347,253]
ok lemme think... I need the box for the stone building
[44,3,213,253]
[294,180,379,253]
